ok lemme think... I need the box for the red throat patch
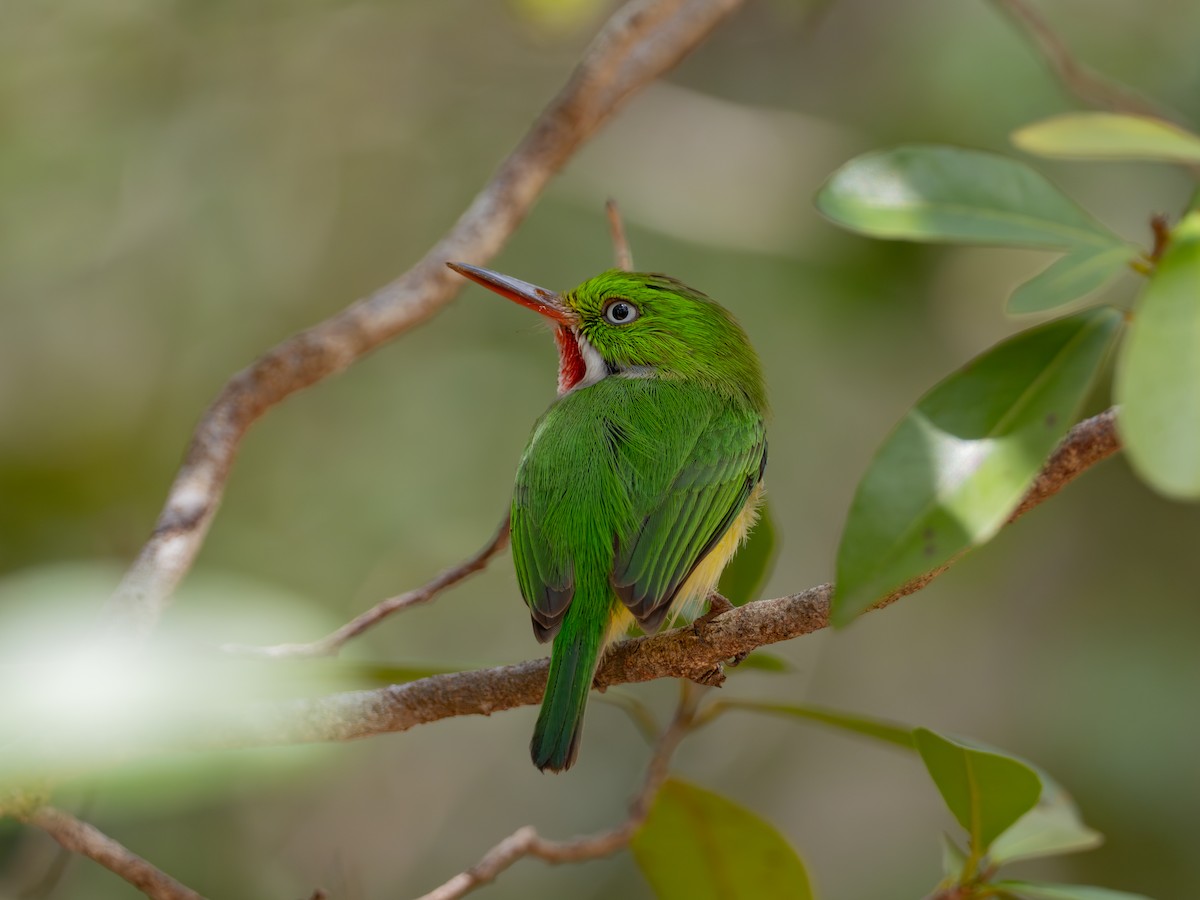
[554,326,585,394]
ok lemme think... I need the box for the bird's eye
[603,299,639,325]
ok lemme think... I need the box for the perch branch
[194,409,1120,750]
[26,807,204,900]
[104,0,747,639]
[415,685,701,900]
[222,514,511,658]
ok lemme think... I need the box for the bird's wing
[511,490,575,644]
[611,393,766,633]
[511,378,764,642]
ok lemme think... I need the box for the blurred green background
[3,0,1200,897]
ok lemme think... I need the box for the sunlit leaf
[832,307,1122,624]
[729,651,793,673]
[719,500,779,605]
[816,146,1123,249]
[632,778,813,900]
[721,700,914,749]
[994,880,1153,900]
[1008,244,1137,314]
[1013,113,1200,164]
[1115,210,1200,498]
[914,729,1041,854]
[990,776,1102,864]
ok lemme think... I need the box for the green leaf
[632,778,813,900]
[1116,211,1200,498]
[816,145,1123,249]
[914,729,1042,854]
[718,500,778,605]
[721,700,915,749]
[1008,244,1137,314]
[989,776,1102,864]
[832,307,1122,624]
[729,651,793,674]
[941,833,968,878]
[994,880,1153,900]
[1013,113,1200,164]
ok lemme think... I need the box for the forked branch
[104,0,748,640]
[415,685,702,900]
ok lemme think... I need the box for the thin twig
[188,409,1120,750]
[606,199,634,270]
[26,808,204,900]
[991,0,1168,120]
[414,685,702,900]
[223,515,511,658]
[104,0,747,640]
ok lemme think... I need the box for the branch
[26,807,204,900]
[415,685,700,900]
[606,199,635,271]
[224,200,636,659]
[104,0,747,639]
[223,514,511,658]
[192,409,1120,750]
[990,0,1171,120]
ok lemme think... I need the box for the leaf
[721,700,915,749]
[914,729,1042,854]
[994,880,1153,900]
[1013,113,1200,164]
[989,776,1102,864]
[832,307,1122,624]
[941,833,968,878]
[816,145,1123,249]
[1115,211,1200,498]
[632,778,813,900]
[718,500,778,605]
[729,651,793,673]
[1008,244,1137,314]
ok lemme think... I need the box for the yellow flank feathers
[605,482,765,642]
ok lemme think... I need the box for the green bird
[448,262,767,772]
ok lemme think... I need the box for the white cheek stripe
[573,331,610,391]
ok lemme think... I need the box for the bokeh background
[3,0,1200,897]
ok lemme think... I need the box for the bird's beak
[447,262,574,325]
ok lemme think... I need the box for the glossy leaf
[817,145,1123,249]
[994,880,1152,900]
[990,777,1102,864]
[718,500,778,606]
[1008,244,1137,314]
[1116,211,1200,498]
[632,778,813,900]
[914,729,1041,854]
[832,307,1122,624]
[722,700,915,749]
[1013,113,1200,163]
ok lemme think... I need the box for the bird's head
[448,263,765,410]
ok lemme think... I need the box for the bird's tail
[531,599,610,773]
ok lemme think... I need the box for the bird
[447,262,767,772]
